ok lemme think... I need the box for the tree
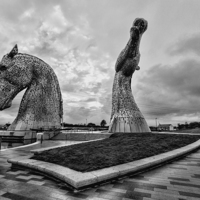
[185,121,189,129]
[100,119,107,127]
[87,123,96,127]
[5,123,11,129]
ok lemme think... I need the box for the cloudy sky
[0,0,200,127]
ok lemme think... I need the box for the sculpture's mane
[17,53,49,65]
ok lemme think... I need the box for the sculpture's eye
[0,65,7,71]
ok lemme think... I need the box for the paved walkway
[0,146,200,200]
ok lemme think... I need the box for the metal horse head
[0,45,63,130]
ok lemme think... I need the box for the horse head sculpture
[0,45,63,130]
[109,18,150,133]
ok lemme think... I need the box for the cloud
[61,83,78,93]
[135,58,200,119]
[85,98,97,102]
[0,0,115,125]
[168,33,200,56]
[2,0,200,126]
[0,90,25,124]
[0,104,19,120]
[66,106,92,121]
[99,93,112,115]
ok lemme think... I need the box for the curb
[7,139,200,189]
[0,141,40,152]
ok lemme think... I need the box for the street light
[155,118,158,131]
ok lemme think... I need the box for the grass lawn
[175,128,200,133]
[32,133,200,172]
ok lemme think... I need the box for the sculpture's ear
[8,44,18,58]
[136,66,140,70]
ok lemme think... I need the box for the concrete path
[0,147,200,200]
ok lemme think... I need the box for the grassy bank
[175,128,200,133]
[32,133,200,172]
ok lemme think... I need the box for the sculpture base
[8,122,61,131]
[109,116,151,133]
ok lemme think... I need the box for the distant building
[158,124,174,131]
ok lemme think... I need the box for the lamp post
[155,118,158,131]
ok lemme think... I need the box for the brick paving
[0,148,200,200]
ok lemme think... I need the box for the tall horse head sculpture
[109,18,150,133]
[0,45,63,131]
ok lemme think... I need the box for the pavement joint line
[7,139,200,189]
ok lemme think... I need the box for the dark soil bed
[32,133,200,172]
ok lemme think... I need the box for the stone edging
[0,141,40,152]
[7,139,200,189]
